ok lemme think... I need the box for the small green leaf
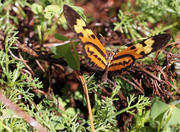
[31,3,43,14]
[2,109,16,117]
[44,5,61,19]
[50,43,80,71]
[37,25,42,42]
[66,107,76,115]
[64,47,80,71]
[72,41,80,69]
[167,106,180,127]
[54,33,69,41]
[150,100,169,120]
[51,44,69,57]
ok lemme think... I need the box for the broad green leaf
[64,47,80,71]
[50,43,80,71]
[54,33,69,41]
[170,100,180,105]
[51,44,69,57]
[167,105,180,127]
[150,100,169,120]
[72,41,80,69]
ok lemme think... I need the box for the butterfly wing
[108,34,171,72]
[63,5,107,71]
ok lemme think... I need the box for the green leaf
[68,5,86,21]
[72,41,80,69]
[167,105,180,127]
[31,3,43,14]
[1,109,16,119]
[170,100,180,106]
[150,100,169,120]
[44,5,61,19]
[0,121,3,131]
[54,33,69,41]
[51,44,69,57]
[64,46,80,71]
[50,43,80,71]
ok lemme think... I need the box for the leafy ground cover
[0,0,180,131]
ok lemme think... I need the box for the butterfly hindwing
[63,5,107,71]
[108,34,171,72]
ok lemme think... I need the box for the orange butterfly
[63,5,171,77]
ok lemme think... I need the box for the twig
[129,75,144,94]
[75,71,95,132]
[14,40,39,57]
[0,90,48,132]
[14,40,67,66]
[117,74,144,94]
[97,84,112,96]
[9,49,26,62]
[170,76,180,94]
[18,51,34,75]
[35,59,45,72]
[21,69,33,79]
[136,63,162,82]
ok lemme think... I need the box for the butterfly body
[63,5,171,76]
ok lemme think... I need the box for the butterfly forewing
[108,34,171,72]
[63,5,107,71]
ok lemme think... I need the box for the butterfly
[63,5,171,79]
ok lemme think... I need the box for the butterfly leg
[101,66,116,88]
[100,76,116,90]
[101,65,109,82]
